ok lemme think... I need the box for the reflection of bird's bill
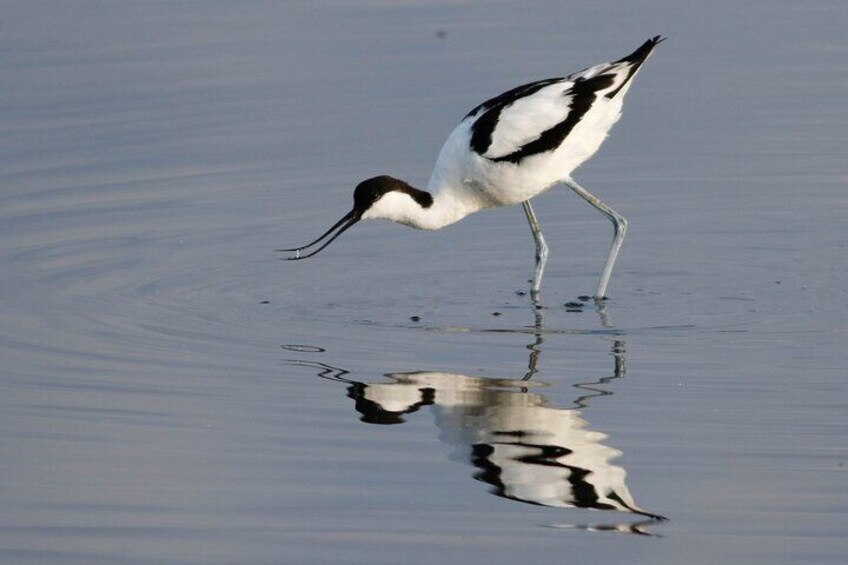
[283,359,351,383]
[276,209,360,260]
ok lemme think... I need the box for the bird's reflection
[288,309,665,532]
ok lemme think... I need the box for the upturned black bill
[276,209,360,260]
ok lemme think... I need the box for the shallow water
[2,1,846,563]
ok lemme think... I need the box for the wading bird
[280,36,664,298]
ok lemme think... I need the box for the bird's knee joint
[537,243,549,262]
[615,217,628,237]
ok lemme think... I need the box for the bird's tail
[614,35,666,68]
[581,35,665,100]
[567,35,665,89]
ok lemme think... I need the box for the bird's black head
[277,175,432,260]
[353,175,433,213]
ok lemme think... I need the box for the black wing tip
[650,34,668,49]
[616,35,667,66]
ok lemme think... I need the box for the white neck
[361,184,485,231]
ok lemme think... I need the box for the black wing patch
[488,73,615,165]
[470,441,606,510]
[466,78,565,157]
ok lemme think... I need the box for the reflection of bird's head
[346,383,434,425]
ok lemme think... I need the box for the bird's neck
[363,182,483,231]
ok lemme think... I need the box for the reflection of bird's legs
[522,307,545,381]
[572,339,628,408]
[613,340,627,378]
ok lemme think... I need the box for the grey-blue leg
[522,200,549,297]
[563,178,627,299]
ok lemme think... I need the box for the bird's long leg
[522,200,549,298]
[563,178,627,299]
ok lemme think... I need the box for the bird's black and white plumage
[427,35,664,209]
[281,36,665,298]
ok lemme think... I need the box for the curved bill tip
[276,209,360,260]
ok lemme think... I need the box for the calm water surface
[2,1,846,563]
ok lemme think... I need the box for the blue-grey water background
[2,1,846,563]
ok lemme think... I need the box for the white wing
[467,36,665,165]
[482,80,575,159]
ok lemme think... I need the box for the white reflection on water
[288,315,666,533]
